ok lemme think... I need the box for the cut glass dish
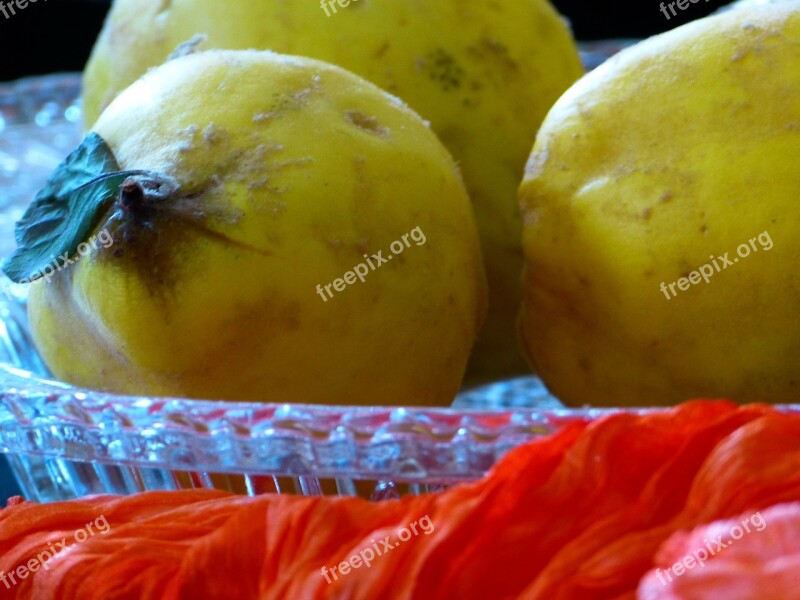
[0,44,632,502]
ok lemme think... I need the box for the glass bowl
[0,45,632,503]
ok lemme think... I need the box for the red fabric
[638,502,800,599]
[0,401,797,599]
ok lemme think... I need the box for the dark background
[0,0,737,82]
[0,0,735,498]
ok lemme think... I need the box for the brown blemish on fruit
[258,75,323,122]
[344,111,389,137]
[97,176,263,298]
[420,49,464,91]
[374,42,390,58]
[468,37,518,73]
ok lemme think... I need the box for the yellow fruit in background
[519,3,800,407]
[82,0,584,384]
[28,50,487,405]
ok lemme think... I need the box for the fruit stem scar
[118,178,146,216]
[116,173,182,217]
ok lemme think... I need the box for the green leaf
[2,133,148,283]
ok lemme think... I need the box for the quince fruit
[519,4,800,406]
[82,0,584,384]
[18,50,487,405]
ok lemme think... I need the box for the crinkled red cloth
[2,401,800,599]
[638,501,800,599]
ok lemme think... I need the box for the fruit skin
[519,3,800,407]
[82,0,584,384]
[30,49,487,405]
